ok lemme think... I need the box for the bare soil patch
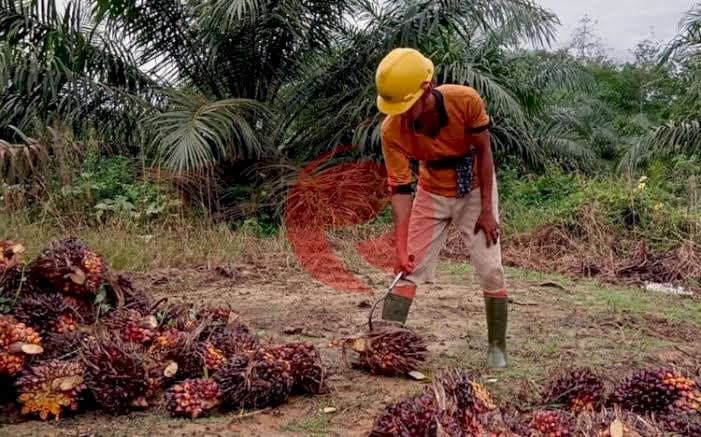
[1,260,699,436]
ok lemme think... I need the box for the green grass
[280,397,339,436]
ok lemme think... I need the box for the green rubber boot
[484,294,508,368]
[381,284,415,325]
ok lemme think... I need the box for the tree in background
[569,14,608,63]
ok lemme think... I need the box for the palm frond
[621,120,701,171]
[660,3,701,63]
[0,137,48,183]
[146,92,272,172]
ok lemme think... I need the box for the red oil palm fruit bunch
[62,295,97,324]
[201,341,227,372]
[80,337,149,413]
[529,410,575,437]
[214,350,294,410]
[0,263,28,299]
[14,292,78,335]
[103,308,158,347]
[542,368,604,414]
[369,392,437,437]
[165,378,222,418]
[15,359,87,420]
[149,327,184,353]
[28,238,106,297]
[0,315,43,376]
[434,368,496,416]
[341,325,427,376]
[609,368,701,415]
[153,333,226,379]
[264,342,326,395]
[208,323,259,356]
[1,240,29,300]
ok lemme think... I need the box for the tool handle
[368,271,406,331]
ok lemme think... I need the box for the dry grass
[0,213,291,272]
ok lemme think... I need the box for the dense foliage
[0,0,700,229]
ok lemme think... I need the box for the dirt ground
[1,259,700,437]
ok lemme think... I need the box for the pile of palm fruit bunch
[0,237,327,422]
[369,366,700,436]
[338,323,428,377]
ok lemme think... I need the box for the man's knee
[478,266,505,291]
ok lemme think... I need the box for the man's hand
[474,209,499,248]
[394,252,415,275]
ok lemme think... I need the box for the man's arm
[469,129,499,247]
[381,128,415,274]
[391,186,415,274]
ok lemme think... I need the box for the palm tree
[1,0,601,217]
[621,3,701,171]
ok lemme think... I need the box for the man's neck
[415,92,441,137]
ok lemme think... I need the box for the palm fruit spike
[15,359,87,421]
[659,413,701,435]
[29,238,106,297]
[0,315,43,376]
[143,355,179,401]
[214,351,294,411]
[0,240,25,268]
[341,325,426,376]
[103,308,158,347]
[165,378,221,418]
[42,330,91,360]
[14,293,77,335]
[80,337,149,413]
[529,410,575,436]
[577,408,658,436]
[610,368,701,415]
[369,392,437,437]
[161,303,197,332]
[542,368,604,414]
[107,274,152,316]
[62,295,97,324]
[433,368,496,416]
[266,343,326,395]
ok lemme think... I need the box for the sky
[534,0,697,61]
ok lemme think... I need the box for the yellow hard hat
[375,48,434,115]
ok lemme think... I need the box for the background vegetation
[1,0,700,286]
